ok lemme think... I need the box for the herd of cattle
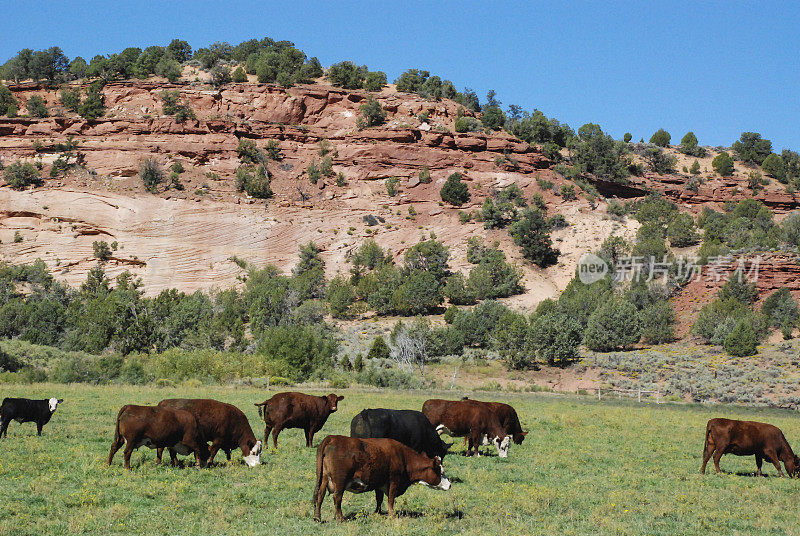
[1,393,799,521]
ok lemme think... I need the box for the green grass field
[1,384,800,535]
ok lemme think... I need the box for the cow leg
[36,422,43,436]
[332,489,346,522]
[374,490,384,514]
[0,418,9,438]
[304,428,311,447]
[208,441,222,465]
[700,444,714,474]
[263,424,273,447]
[766,451,784,477]
[123,445,134,470]
[712,450,724,474]
[156,448,164,464]
[271,426,282,449]
[387,484,397,517]
[107,437,124,466]
[465,435,474,457]
[169,448,179,467]
[225,449,231,461]
[755,455,764,477]
[313,473,329,522]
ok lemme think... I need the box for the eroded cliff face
[2,79,795,318]
[3,80,625,303]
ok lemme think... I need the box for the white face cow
[48,398,63,413]
[417,456,452,491]
[492,435,511,458]
[243,440,263,467]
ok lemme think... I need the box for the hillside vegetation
[3,36,800,382]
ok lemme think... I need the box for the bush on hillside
[509,208,559,268]
[712,152,735,176]
[584,298,641,351]
[357,98,386,128]
[649,128,671,147]
[529,311,582,366]
[140,158,163,193]
[732,132,772,165]
[440,172,470,205]
[232,66,247,83]
[723,320,759,357]
[3,162,41,190]
[26,95,49,118]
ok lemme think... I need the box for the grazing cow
[461,397,528,445]
[422,398,510,457]
[155,399,262,467]
[350,408,451,459]
[701,418,799,477]
[0,397,62,437]
[313,435,451,522]
[254,392,343,448]
[107,405,210,470]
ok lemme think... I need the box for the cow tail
[703,421,712,452]
[113,405,126,444]
[312,436,329,504]
[254,402,267,419]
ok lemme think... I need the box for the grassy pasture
[1,384,800,535]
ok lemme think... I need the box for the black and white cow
[0,397,63,437]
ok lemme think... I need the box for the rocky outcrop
[1,80,584,299]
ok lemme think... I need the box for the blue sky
[3,1,799,150]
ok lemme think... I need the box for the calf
[701,418,799,477]
[107,405,210,470]
[254,392,343,448]
[313,435,450,522]
[155,399,262,467]
[0,397,62,437]
[422,398,510,457]
[462,397,527,445]
[350,408,451,459]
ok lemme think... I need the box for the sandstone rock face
[671,254,800,337]
[0,80,693,317]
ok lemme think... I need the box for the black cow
[350,408,451,459]
[0,397,63,437]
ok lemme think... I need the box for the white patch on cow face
[48,398,60,412]
[418,467,451,491]
[435,424,453,436]
[493,436,510,458]
[243,440,262,467]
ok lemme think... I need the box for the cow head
[786,454,800,477]
[326,394,344,412]
[48,398,63,413]
[492,435,511,458]
[437,439,453,459]
[243,440,263,468]
[417,456,451,491]
[513,431,528,445]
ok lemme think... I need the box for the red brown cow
[461,397,528,445]
[313,435,451,522]
[155,399,262,467]
[701,418,800,477]
[254,392,343,448]
[107,405,209,470]
[422,399,510,457]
